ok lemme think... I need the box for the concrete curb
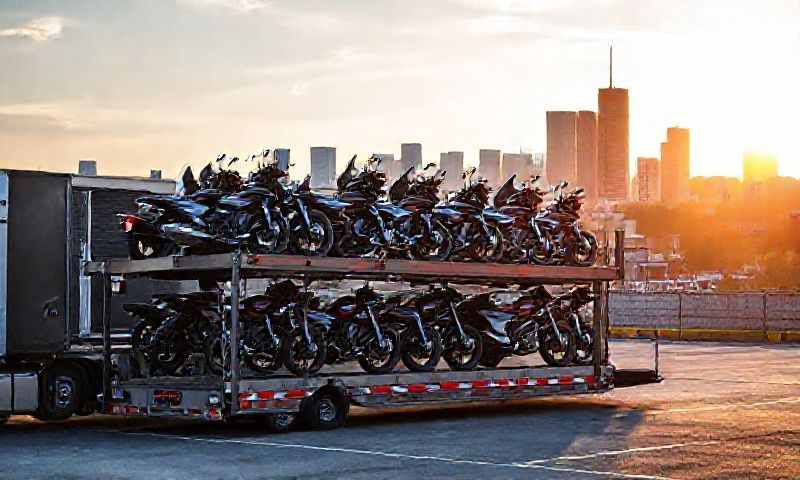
[610,327,800,343]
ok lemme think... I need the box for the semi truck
[1,169,659,429]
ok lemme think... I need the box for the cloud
[0,17,64,41]
[177,0,271,13]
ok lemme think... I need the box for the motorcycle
[388,164,454,261]
[380,290,442,372]
[434,167,506,262]
[335,155,413,258]
[119,150,289,257]
[459,286,577,368]
[531,181,598,266]
[323,284,402,374]
[492,174,547,263]
[413,285,484,370]
[548,285,595,365]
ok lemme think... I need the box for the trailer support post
[229,250,242,417]
[101,272,112,412]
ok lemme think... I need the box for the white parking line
[524,440,720,464]
[647,397,800,415]
[107,430,676,480]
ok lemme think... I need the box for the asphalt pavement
[2,340,799,480]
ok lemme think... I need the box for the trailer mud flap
[613,368,662,388]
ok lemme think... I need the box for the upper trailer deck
[85,231,624,286]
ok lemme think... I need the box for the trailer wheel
[35,364,82,422]
[301,389,348,430]
[0,415,8,425]
[263,413,295,434]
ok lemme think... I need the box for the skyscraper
[400,143,422,172]
[546,111,577,186]
[501,152,533,182]
[742,152,778,184]
[598,47,629,200]
[439,151,464,191]
[478,149,501,187]
[373,153,396,181]
[660,127,690,203]
[577,110,599,201]
[636,156,660,202]
[310,146,336,188]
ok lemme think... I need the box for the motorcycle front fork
[546,307,566,347]
[366,305,388,350]
[449,302,474,349]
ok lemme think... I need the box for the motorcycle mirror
[228,156,239,167]
[262,148,270,158]
[216,153,226,163]
[531,175,541,182]
[424,162,437,171]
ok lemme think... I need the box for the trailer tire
[301,388,348,431]
[262,413,295,434]
[0,415,8,425]
[35,364,83,422]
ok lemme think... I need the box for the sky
[1,0,799,180]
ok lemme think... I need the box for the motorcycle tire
[574,325,594,366]
[401,328,442,372]
[284,326,327,377]
[292,209,335,257]
[482,226,505,263]
[151,333,189,375]
[246,326,289,374]
[246,216,290,255]
[411,221,453,262]
[529,235,555,266]
[442,325,483,371]
[539,323,577,367]
[205,334,229,376]
[571,231,598,267]
[357,328,402,374]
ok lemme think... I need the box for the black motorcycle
[434,167,506,262]
[493,174,547,263]
[324,284,402,374]
[119,150,289,257]
[380,290,442,372]
[414,285,484,370]
[459,286,577,368]
[531,181,597,266]
[548,286,595,365]
[388,164,453,261]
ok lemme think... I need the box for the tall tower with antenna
[597,45,629,201]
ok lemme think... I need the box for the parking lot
[2,340,799,480]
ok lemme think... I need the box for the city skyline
[0,1,798,180]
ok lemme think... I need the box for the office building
[598,47,629,200]
[660,127,690,203]
[501,152,533,182]
[546,111,578,186]
[577,110,599,200]
[400,143,422,172]
[275,148,290,171]
[532,153,545,180]
[373,153,396,180]
[439,151,464,191]
[636,157,660,202]
[310,147,336,188]
[479,149,502,187]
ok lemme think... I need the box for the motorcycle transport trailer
[81,230,660,431]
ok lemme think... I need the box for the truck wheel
[301,390,348,430]
[0,415,8,425]
[263,413,295,434]
[35,364,82,422]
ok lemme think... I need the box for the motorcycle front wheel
[571,231,598,267]
[246,326,289,374]
[246,216,290,255]
[401,328,442,372]
[442,325,483,371]
[284,326,327,377]
[357,328,402,374]
[292,209,335,257]
[539,324,576,367]
[529,234,555,266]
[411,221,453,262]
[481,226,505,263]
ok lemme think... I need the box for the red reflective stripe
[559,376,574,385]
[257,391,275,400]
[408,384,427,394]
[472,380,490,389]
[371,385,392,395]
[517,377,530,386]
[285,389,307,399]
[495,379,511,387]
[440,381,460,391]
[584,375,595,384]
[240,400,252,409]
